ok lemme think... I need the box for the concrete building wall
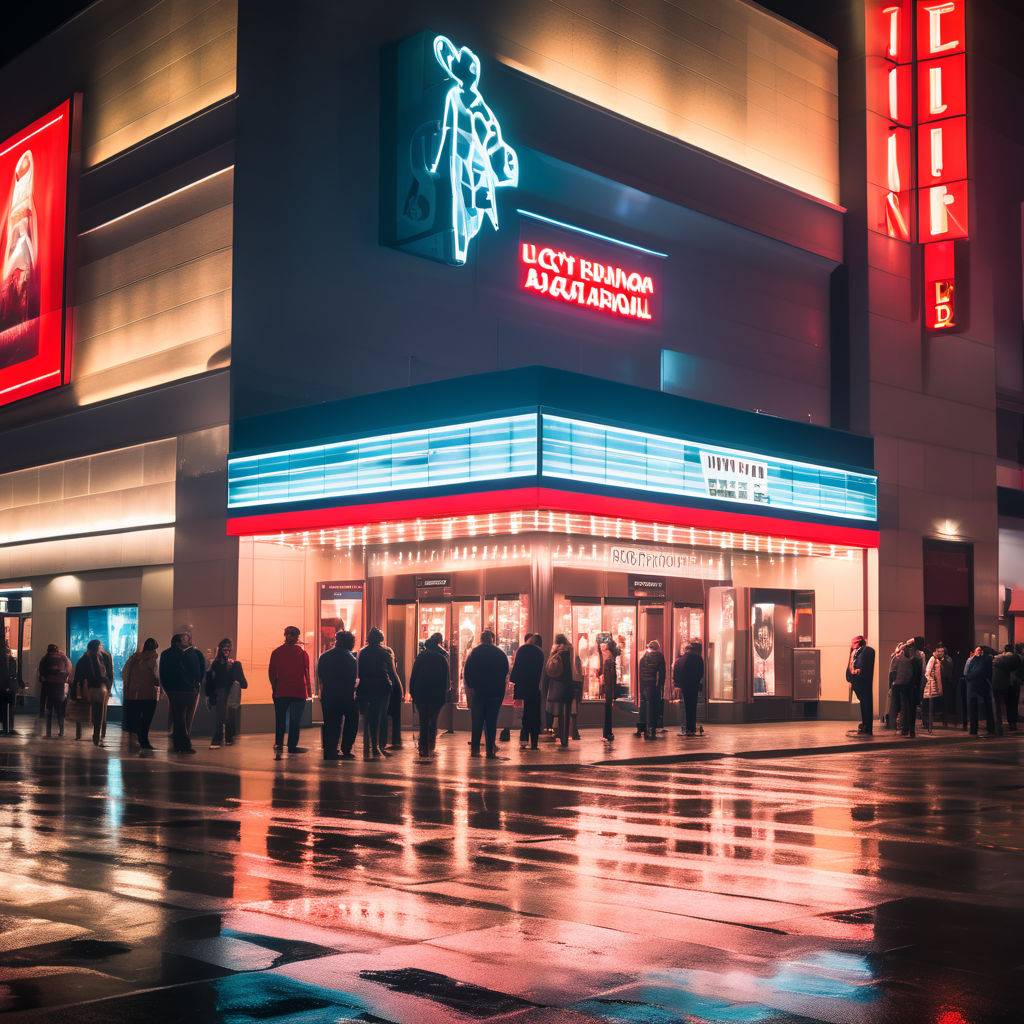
[488,0,840,203]
[231,0,840,428]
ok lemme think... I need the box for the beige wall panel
[0,439,176,545]
[489,0,839,202]
[73,183,232,404]
[83,0,238,166]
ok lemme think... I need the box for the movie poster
[318,581,364,656]
[0,100,74,408]
[67,605,139,706]
[751,602,776,696]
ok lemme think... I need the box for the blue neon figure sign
[428,35,518,265]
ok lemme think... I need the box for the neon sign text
[520,243,655,321]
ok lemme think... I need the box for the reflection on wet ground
[0,728,1021,1022]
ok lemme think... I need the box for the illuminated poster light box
[0,98,78,408]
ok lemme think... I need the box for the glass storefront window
[672,605,705,662]
[707,587,736,701]
[484,594,528,660]
[452,600,482,705]
[572,602,603,700]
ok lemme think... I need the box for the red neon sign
[519,242,656,322]
[924,240,956,329]
[0,100,75,409]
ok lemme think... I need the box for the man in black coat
[409,632,449,757]
[845,635,876,736]
[510,633,544,750]
[317,630,359,760]
[673,642,704,737]
[637,640,667,740]
[463,629,509,758]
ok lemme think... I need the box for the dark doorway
[923,540,974,718]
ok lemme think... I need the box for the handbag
[65,698,92,724]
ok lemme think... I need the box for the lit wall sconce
[936,519,960,538]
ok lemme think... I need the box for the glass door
[451,599,482,705]
[603,602,637,701]
[386,601,416,685]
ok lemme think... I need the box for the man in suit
[846,635,876,736]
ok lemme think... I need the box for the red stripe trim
[227,487,879,548]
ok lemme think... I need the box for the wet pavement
[0,722,1022,1023]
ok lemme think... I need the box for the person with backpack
[73,639,114,747]
[637,640,667,740]
[38,643,72,738]
[543,634,575,749]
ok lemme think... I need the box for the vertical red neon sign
[867,1,913,241]
[916,0,967,330]
[866,1,968,332]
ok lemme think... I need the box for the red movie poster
[0,100,74,408]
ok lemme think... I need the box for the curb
[589,730,998,768]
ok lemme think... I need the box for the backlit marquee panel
[227,415,539,509]
[228,414,878,527]
[0,100,76,408]
[540,416,878,524]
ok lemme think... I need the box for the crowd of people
[846,634,1022,737]
[0,626,708,761]
[6,625,1018,758]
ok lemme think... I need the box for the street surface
[0,723,1021,1022]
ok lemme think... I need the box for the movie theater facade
[225,368,878,722]
[4,0,1010,728]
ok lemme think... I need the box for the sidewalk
[6,717,1003,776]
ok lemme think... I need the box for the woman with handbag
[543,635,574,749]
[72,639,114,747]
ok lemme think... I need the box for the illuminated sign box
[0,99,78,409]
[516,210,664,325]
[520,242,655,322]
[381,30,517,267]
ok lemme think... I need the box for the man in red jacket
[269,626,311,758]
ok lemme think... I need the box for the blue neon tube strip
[516,209,670,259]
[540,416,877,523]
[227,415,539,509]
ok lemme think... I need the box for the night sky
[0,1,93,70]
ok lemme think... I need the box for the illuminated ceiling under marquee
[0,99,77,408]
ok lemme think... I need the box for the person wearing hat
[845,635,875,736]
[268,626,311,757]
